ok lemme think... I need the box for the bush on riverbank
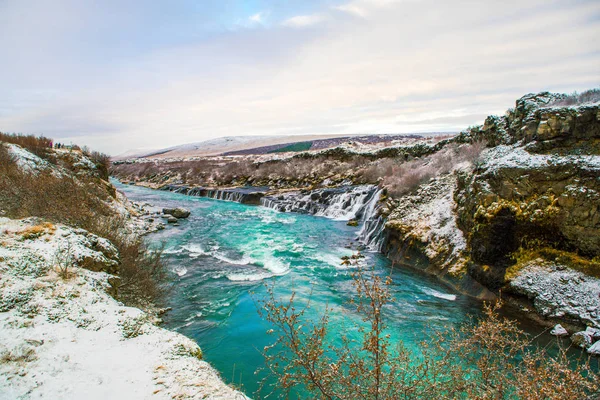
[258,261,599,399]
[0,141,170,308]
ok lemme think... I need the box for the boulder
[571,331,593,349]
[163,207,191,219]
[588,340,600,356]
[585,326,600,340]
[550,324,568,337]
[167,216,178,224]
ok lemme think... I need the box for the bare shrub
[0,143,170,307]
[85,150,111,180]
[547,88,600,107]
[115,240,170,307]
[257,256,599,399]
[54,240,75,279]
[111,138,487,197]
[460,139,487,164]
[0,132,53,159]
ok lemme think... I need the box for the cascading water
[161,185,267,205]
[162,183,388,250]
[260,185,377,221]
[356,188,388,252]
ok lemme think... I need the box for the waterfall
[161,185,266,205]
[356,189,387,252]
[260,185,376,221]
[163,183,388,252]
[261,185,388,251]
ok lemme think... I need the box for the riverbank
[0,140,247,399]
[0,217,247,399]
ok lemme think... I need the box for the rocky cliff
[383,91,600,328]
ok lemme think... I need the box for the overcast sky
[0,0,598,154]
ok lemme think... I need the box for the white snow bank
[0,218,247,400]
[5,144,55,175]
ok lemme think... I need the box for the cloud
[0,0,598,154]
[249,11,268,25]
[333,4,368,18]
[282,14,326,28]
[333,0,403,18]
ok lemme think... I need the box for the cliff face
[455,144,599,288]
[381,91,600,327]
[454,95,600,289]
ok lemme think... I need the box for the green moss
[474,193,560,226]
[448,256,469,278]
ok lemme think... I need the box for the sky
[0,0,599,155]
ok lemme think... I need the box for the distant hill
[116,133,455,160]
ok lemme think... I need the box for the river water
[115,182,486,397]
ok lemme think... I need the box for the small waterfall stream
[356,188,387,252]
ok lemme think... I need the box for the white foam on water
[173,266,188,277]
[212,252,254,266]
[420,287,457,301]
[184,312,203,322]
[227,270,273,282]
[291,243,304,253]
[163,247,184,255]
[182,243,208,256]
[311,247,355,269]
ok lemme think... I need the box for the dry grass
[112,141,486,198]
[0,132,53,159]
[361,142,486,197]
[547,88,600,107]
[0,345,37,364]
[509,247,600,280]
[0,141,170,307]
[16,223,56,240]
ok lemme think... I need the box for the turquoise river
[114,181,560,398]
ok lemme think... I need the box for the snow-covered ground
[508,261,600,329]
[0,217,247,399]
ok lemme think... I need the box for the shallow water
[114,182,492,397]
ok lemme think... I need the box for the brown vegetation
[0,132,53,159]
[547,88,600,107]
[257,257,599,399]
[0,142,169,307]
[112,141,486,199]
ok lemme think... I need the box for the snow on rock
[508,261,600,328]
[386,174,467,270]
[480,144,600,174]
[588,340,600,355]
[550,324,569,337]
[0,217,247,400]
[571,331,593,349]
[5,143,55,175]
